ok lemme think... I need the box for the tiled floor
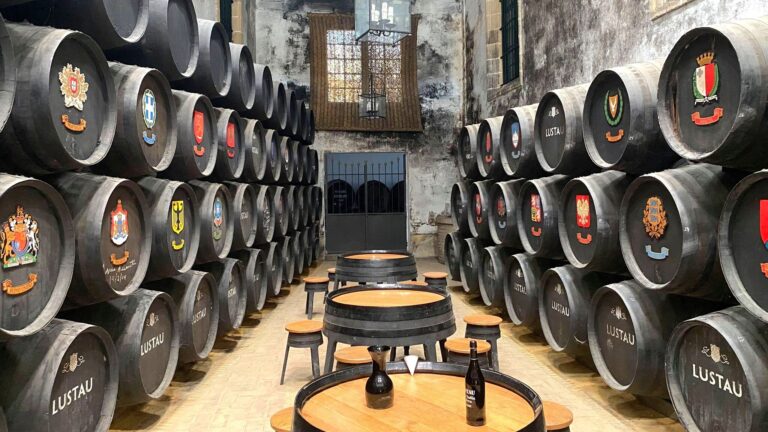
[111,258,683,432]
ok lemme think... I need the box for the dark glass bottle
[465,340,486,426]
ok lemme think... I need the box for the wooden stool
[304,277,329,320]
[270,407,293,432]
[444,338,491,368]
[281,320,324,385]
[334,346,372,370]
[424,271,448,291]
[543,401,574,431]
[464,314,502,370]
[401,280,428,287]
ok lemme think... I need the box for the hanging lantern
[355,0,412,45]
[359,74,387,120]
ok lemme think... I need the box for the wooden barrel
[275,135,292,184]
[308,149,319,185]
[0,16,14,135]
[534,84,597,175]
[305,109,316,146]
[479,245,513,307]
[558,171,629,273]
[290,97,306,140]
[146,270,218,363]
[290,232,304,276]
[0,319,118,431]
[719,170,768,321]
[196,257,246,334]
[277,235,295,284]
[246,64,274,121]
[489,179,525,248]
[212,43,255,112]
[161,90,217,180]
[263,81,288,131]
[295,141,307,184]
[272,185,290,238]
[328,179,356,214]
[288,139,301,184]
[357,180,391,213]
[538,265,619,358]
[312,186,322,222]
[658,18,768,170]
[0,24,115,175]
[232,248,266,312]
[224,182,258,251]
[500,104,543,179]
[95,63,176,177]
[312,222,322,262]
[174,20,231,99]
[106,0,198,81]
[50,173,150,308]
[450,181,471,235]
[458,124,481,179]
[588,280,719,398]
[253,185,275,244]
[476,116,506,179]
[504,253,560,330]
[289,185,302,232]
[300,228,312,270]
[468,180,493,240]
[259,241,284,296]
[189,180,234,264]
[0,174,75,340]
[0,406,5,432]
[241,118,268,182]
[583,61,678,174]
[261,129,282,183]
[336,251,418,284]
[517,175,569,258]
[619,164,738,301]
[284,185,296,233]
[666,306,768,432]
[300,101,311,143]
[299,185,311,227]
[209,108,245,180]
[460,238,491,293]
[444,231,465,281]
[283,88,298,136]
[61,288,179,406]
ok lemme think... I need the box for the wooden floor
[110,258,683,432]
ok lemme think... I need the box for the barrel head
[210,188,231,258]
[167,185,198,273]
[135,71,174,172]
[207,21,230,96]
[518,181,548,256]
[585,71,631,167]
[191,97,216,176]
[458,124,479,179]
[190,276,215,357]
[591,289,637,388]
[238,184,257,248]
[138,295,176,396]
[535,94,567,172]
[489,182,516,246]
[540,272,572,351]
[506,255,539,329]
[220,260,245,331]
[477,120,496,178]
[167,0,197,78]
[100,185,147,294]
[560,181,597,266]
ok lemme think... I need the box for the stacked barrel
[450,15,768,431]
[0,1,321,430]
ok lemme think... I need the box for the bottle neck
[469,346,478,361]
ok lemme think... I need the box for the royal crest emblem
[226,122,237,159]
[484,131,493,163]
[530,194,542,237]
[496,196,507,229]
[576,194,592,245]
[515,268,523,278]
[62,352,85,374]
[510,122,521,159]
[212,197,224,240]
[146,312,158,327]
[691,51,724,126]
[643,196,669,260]
[110,200,129,246]
[611,306,627,321]
[1,206,39,270]
[554,284,563,295]
[548,106,560,118]
[604,89,625,143]
[702,344,730,365]
[193,110,206,156]
[171,200,185,251]
[142,89,157,144]
[474,193,482,224]
[59,64,89,111]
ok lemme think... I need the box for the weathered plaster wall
[249,0,464,257]
[465,0,768,118]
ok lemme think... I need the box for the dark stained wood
[271,185,289,238]
[458,123,481,179]
[224,182,258,251]
[460,237,491,294]
[479,245,514,307]
[277,235,295,284]
[444,231,465,282]
[489,178,525,248]
[258,241,284,296]
[210,108,245,180]
[260,129,283,184]
[162,90,217,180]
[241,118,268,182]
[278,135,295,184]
[245,64,274,121]
[189,180,234,264]
[196,257,246,334]
[518,175,570,259]
[253,185,275,245]
[504,253,561,331]
[211,43,256,112]
[0,16,14,136]
[477,116,506,179]
[450,181,471,235]
[468,180,494,241]
[232,248,266,312]
[500,104,544,179]
[174,19,231,99]
[263,81,288,131]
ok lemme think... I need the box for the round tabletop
[332,289,444,307]
[334,250,418,285]
[295,363,544,432]
[345,253,410,260]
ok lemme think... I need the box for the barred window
[501,0,520,84]
[326,30,362,103]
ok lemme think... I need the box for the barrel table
[293,362,545,431]
[322,287,456,373]
[333,251,418,290]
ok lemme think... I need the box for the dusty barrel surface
[0,16,15,135]
[97,62,176,177]
[241,118,267,182]
[212,43,255,112]
[0,175,75,340]
[588,280,719,398]
[559,171,629,273]
[287,185,301,232]
[190,180,234,264]
[0,24,115,175]
[0,319,118,432]
[253,185,275,245]
[460,238,491,294]
[61,288,179,406]
[666,306,768,432]
[138,177,200,281]
[264,81,288,131]
[277,135,295,184]
[458,124,481,179]
[277,235,295,284]
[504,253,560,330]
[479,245,513,307]
[500,104,542,179]
[146,270,218,364]
[196,257,246,334]
[232,248,266,313]
[246,64,274,121]
[619,164,738,301]
[476,116,506,179]
[260,129,282,184]
[50,173,150,308]
[444,231,465,282]
[489,179,525,248]
[174,19,231,99]
[584,61,677,174]
[517,175,570,259]
[658,17,768,170]
[468,180,493,241]
[271,185,290,238]
[259,241,284,296]
[162,90,217,180]
[210,108,245,180]
[224,182,258,251]
[534,84,596,176]
[106,0,198,81]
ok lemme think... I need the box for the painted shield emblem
[496,196,507,229]
[760,200,768,250]
[171,200,185,235]
[604,90,623,126]
[530,194,542,223]
[511,124,520,149]
[643,197,667,240]
[143,89,156,129]
[693,52,719,105]
[110,200,129,246]
[576,195,590,228]
[213,198,224,227]
[193,110,205,144]
[226,122,236,159]
[484,132,493,163]
[0,206,39,269]
[474,193,482,224]
[59,64,89,111]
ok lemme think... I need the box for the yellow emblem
[59,64,89,111]
[642,196,667,240]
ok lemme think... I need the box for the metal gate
[325,152,407,253]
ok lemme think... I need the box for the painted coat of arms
[110,200,129,246]
[212,197,224,240]
[193,111,206,156]
[59,63,89,132]
[643,196,669,260]
[604,89,624,142]
[171,200,185,251]
[226,122,236,159]
[691,51,724,126]
[1,206,39,269]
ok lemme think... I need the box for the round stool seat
[270,407,293,432]
[286,320,323,334]
[328,267,336,274]
[464,314,503,327]
[424,271,448,279]
[304,276,330,284]
[543,401,574,431]
[445,338,491,355]
[402,280,428,287]
[334,346,372,365]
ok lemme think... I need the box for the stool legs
[280,343,290,385]
[306,291,315,320]
[310,346,320,378]
[465,324,501,371]
[282,331,324,384]
[489,339,499,371]
[323,338,338,374]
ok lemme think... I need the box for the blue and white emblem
[142,89,157,145]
